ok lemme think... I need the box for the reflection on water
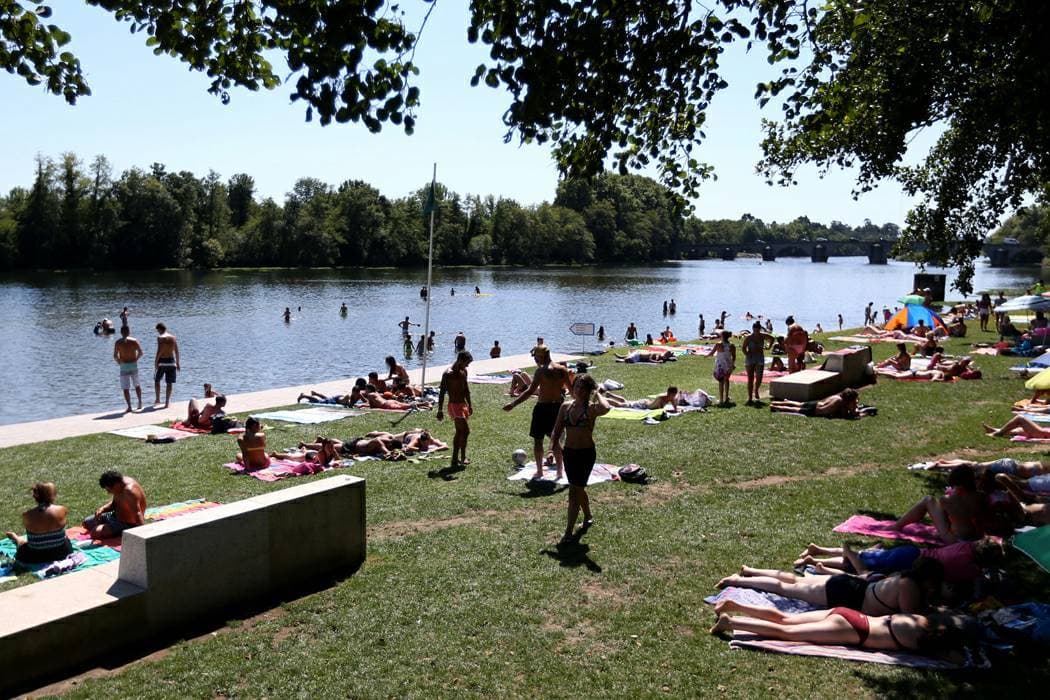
[0,259,1038,424]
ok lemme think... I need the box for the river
[0,258,1038,425]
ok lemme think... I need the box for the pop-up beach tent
[884,304,948,332]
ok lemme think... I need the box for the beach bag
[618,464,649,484]
[210,413,239,434]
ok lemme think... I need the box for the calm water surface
[0,259,1038,425]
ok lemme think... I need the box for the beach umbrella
[884,304,948,332]
[898,294,926,305]
[1025,367,1050,391]
[995,295,1050,313]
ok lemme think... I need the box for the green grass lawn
[3,331,1050,697]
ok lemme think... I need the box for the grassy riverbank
[3,333,1050,697]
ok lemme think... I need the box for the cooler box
[769,369,842,401]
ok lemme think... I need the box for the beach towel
[1010,435,1050,444]
[468,374,513,384]
[704,587,818,614]
[0,539,120,580]
[728,370,789,384]
[1014,398,1050,412]
[1019,413,1050,424]
[832,515,944,546]
[1014,526,1050,573]
[109,424,201,441]
[829,335,874,344]
[507,462,619,486]
[253,407,361,424]
[67,499,223,549]
[679,344,716,356]
[970,347,1002,356]
[727,632,985,669]
[224,457,331,482]
[644,346,689,356]
[604,407,665,421]
[169,421,211,434]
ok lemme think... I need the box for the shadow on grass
[540,541,602,573]
[426,463,466,481]
[857,509,901,521]
[515,480,568,499]
[853,654,1050,699]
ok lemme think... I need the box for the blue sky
[0,2,922,226]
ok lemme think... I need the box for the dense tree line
[990,203,1050,250]
[0,154,899,270]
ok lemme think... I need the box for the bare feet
[709,613,732,636]
[297,393,308,403]
[982,423,1001,436]
[716,575,740,589]
[713,600,742,616]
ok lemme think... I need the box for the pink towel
[832,515,944,546]
[728,632,979,669]
[223,458,328,482]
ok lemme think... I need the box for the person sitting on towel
[187,393,226,429]
[4,482,74,564]
[82,471,146,539]
[235,417,269,470]
[599,385,679,413]
[769,356,787,372]
[895,466,984,543]
[769,388,859,419]
[877,343,911,371]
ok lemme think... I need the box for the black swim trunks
[799,400,819,417]
[155,357,177,384]
[529,401,562,439]
[563,446,597,486]
[825,574,868,610]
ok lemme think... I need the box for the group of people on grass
[4,472,146,568]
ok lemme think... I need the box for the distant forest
[0,153,904,270]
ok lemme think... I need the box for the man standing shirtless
[437,351,473,468]
[154,322,180,407]
[82,471,147,540]
[113,325,143,412]
[504,346,572,479]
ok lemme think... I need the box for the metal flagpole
[420,163,437,389]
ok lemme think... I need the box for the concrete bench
[769,368,842,401]
[0,474,365,693]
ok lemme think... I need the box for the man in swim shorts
[438,351,473,469]
[504,346,572,479]
[113,325,144,412]
[153,322,180,408]
[82,471,147,539]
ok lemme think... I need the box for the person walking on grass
[114,325,143,412]
[551,374,610,543]
[742,321,772,406]
[713,330,736,406]
[437,351,473,468]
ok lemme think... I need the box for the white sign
[569,322,595,336]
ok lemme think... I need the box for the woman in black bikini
[715,558,943,615]
[710,600,973,655]
[551,374,610,543]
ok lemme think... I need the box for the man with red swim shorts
[438,351,474,469]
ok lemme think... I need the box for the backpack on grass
[618,464,649,484]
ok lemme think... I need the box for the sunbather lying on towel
[922,457,1047,478]
[599,386,679,412]
[297,390,354,406]
[362,386,431,410]
[272,437,340,466]
[235,417,269,470]
[715,559,944,615]
[1012,389,1050,413]
[769,388,859,418]
[895,466,984,543]
[614,350,675,363]
[710,602,974,659]
[994,472,1050,501]
[996,474,1050,525]
[306,429,447,455]
[858,326,928,342]
[983,414,1050,440]
[794,539,1002,583]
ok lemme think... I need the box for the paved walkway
[0,353,581,450]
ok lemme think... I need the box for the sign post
[568,322,596,356]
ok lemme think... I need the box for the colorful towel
[253,407,361,424]
[728,370,789,384]
[1010,435,1050,443]
[1014,525,1050,573]
[468,374,513,384]
[109,424,200,441]
[0,539,120,580]
[508,462,619,486]
[680,344,716,357]
[643,346,689,356]
[1020,413,1050,424]
[727,632,983,669]
[604,407,665,421]
[704,587,818,614]
[224,457,332,482]
[832,515,944,546]
[169,421,211,434]
[67,499,222,549]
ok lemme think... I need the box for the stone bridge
[680,239,1042,267]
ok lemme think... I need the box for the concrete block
[246,475,366,589]
[0,562,146,691]
[821,346,873,387]
[769,369,842,401]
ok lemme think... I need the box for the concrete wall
[0,474,365,693]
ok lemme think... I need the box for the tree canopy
[3,1,1048,291]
